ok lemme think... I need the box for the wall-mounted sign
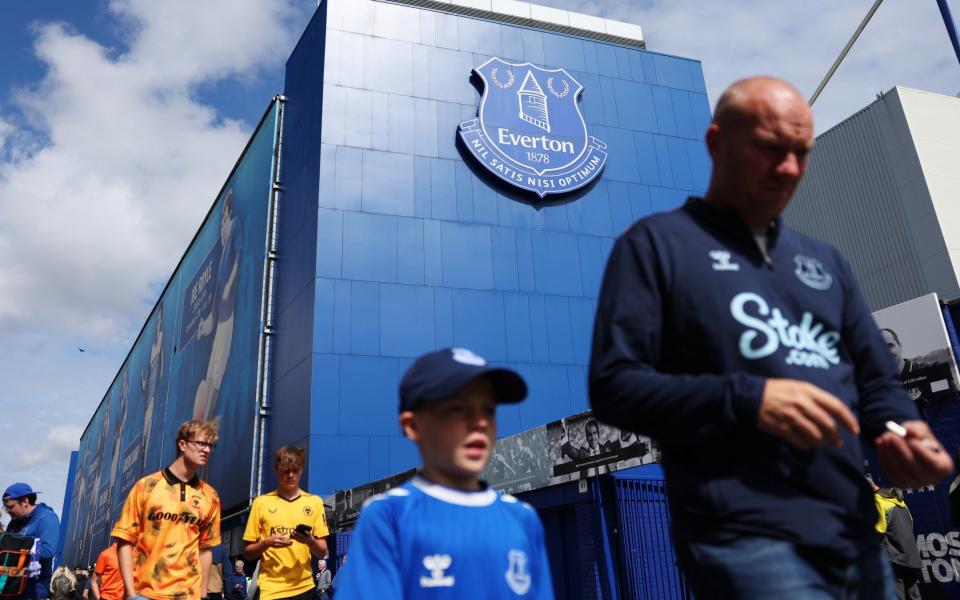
[459,57,607,198]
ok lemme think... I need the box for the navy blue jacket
[8,503,61,599]
[589,199,919,559]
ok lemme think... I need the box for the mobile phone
[294,523,312,536]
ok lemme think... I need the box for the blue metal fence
[332,531,352,572]
[613,477,691,600]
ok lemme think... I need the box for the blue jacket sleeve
[335,500,402,599]
[836,254,919,438]
[589,227,766,445]
[36,510,60,560]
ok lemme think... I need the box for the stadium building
[62,0,716,596]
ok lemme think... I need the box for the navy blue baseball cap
[3,483,38,500]
[399,348,527,412]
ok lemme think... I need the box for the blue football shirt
[336,475,554,599]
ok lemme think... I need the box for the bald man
[589,77,952,598]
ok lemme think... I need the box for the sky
[1,0,958,527]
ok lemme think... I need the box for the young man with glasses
[111,420,222,600]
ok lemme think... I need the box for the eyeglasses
[2,503,16,512]
[185,439,217,450]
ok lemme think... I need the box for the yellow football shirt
[111,469,221,600]
[242,490,329,599]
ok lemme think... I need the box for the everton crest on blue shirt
[459,57,608,198]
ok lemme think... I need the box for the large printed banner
[868,293,960,596]
[62,101,279,566]
[872,293,960,402]
[333,410,659,532]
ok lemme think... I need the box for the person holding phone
[242,446,329,600]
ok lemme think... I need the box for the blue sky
[1,0,958,526]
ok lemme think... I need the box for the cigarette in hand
[885,421,942,453]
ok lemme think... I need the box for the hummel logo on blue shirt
[710,250,740,271]
[420,554,454,588]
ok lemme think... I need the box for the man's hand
[290,530,328,557]
[876,420,954,488]
[263,534,293,548]
[758,379,860,450]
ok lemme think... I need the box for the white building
[784,87,960,310]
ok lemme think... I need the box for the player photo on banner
[546,411,657,484]
[872,293,960,403]
[63,100,281,568]
[482,426,551,494]
[334,469,416,532]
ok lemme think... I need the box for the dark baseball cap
[3,483,38,500]
[399,348,527,412]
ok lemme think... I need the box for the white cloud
[0,0,309,521]
[14,425,84,469]
[0,0,306,342]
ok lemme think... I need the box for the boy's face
[402,377,498,488]
[276,465,303,494]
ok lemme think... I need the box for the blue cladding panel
[545,296,574,364]
[313,278,336,354]
[687,139,711,194]
[543,33,586,71]
[504,294,533,362]
[599,77,620,128]
[654,135,675,188]
[520,364,570,427]
[397,217,425,285]
[310,353,340,435]
[652,54,694,91]
[442,222,494,289]
[568,365,589,413]
[434,287,453,347]
[634,132,661,186]
[528,296,550,363]
[521,30,545,64]
[651,86,678,136]
[316,208,343,279]
[339,355,398,435]
[452,289,506,360]
[342,211,398,283]
[288,2,711,495]
[350,281,380,355]
[370,436,391,481]
[389,436,420,473]
[567,184,613,237]
[608,181,635,233]
[309,434,371,491]
[578,237,605,299]
[595,44,619,78]
[532,232,583,296]
[380,284,435,357]
[362,150,414,216]
[671,90,697,139]
[430,158,458,220]
[614,80,657,133]
[666,137,693,191]
[491,226,520,291]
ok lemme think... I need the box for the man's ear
[705,123,721,159]
[399,412,418,443]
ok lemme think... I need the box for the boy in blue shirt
[336,348,554,599]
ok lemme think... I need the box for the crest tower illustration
[517,71,550,132]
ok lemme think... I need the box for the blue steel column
[936,0,960,67]
[590,476,620,599]
[56,450,79,566]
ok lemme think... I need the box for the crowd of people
[2,76,955,600]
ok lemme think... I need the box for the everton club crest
[459,57,607,198]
